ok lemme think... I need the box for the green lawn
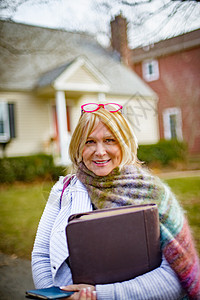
[0,181,53,260]
[164,177,200,254]
[0,176,199,260]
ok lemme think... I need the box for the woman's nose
[95,143,106,156]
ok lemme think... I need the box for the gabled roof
[0,20,155,97]
[131,28,200,63]
[51,56,110,92]
[37,61,74,88]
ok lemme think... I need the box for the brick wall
[133,47,200,154]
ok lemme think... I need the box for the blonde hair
[69,108,139,171]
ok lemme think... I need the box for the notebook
[26,286,74,299]
[66,203,161,285]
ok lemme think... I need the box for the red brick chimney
[110,14,130,65]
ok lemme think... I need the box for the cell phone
[26,286,74,299]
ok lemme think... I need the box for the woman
[32,103,200,300]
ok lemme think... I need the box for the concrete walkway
[0,252,34,300]
[157,169,200,179]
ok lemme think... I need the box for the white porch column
[98,93,106,102]
[56,90,70,165]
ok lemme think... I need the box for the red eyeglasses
[81,103,123,113]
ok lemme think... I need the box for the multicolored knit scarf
[76,162,200,300]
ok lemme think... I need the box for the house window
[142,59,159,82]
[0,102,16,143]
[163,107,183,140]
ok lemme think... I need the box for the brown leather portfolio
[66,203,161,285]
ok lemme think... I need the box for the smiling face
[82,121,122,176]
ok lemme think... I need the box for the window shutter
[8,103,16,138]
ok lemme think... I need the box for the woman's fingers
[60,285,81,300]
[61,284,81,292]
[60,285,96,300]
[79,288,86,300]
[79,287,97,300]
[91,290,97,300]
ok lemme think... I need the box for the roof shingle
[0,20,155,97]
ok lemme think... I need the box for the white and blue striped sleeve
[31,179,63,288]
[96,255,186,300]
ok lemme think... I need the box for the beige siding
[124,98,160,145]
[0,92,52,157]
[107,96,160,145]
[67,65,100,85]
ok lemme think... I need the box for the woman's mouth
[93,159,111,165]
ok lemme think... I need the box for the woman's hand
[61,284,96,300]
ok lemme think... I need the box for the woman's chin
[92,166,112,177]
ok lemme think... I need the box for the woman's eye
[105,138,116,143]
[85,140,95,144]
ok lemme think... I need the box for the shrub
[0,154,67,183]
[137,140,188,167]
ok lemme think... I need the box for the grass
[0,181,53,260]
[164,176,200,254]
[0,176,199,260]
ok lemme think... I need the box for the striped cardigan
[32,176,186,300]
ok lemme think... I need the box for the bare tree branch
[1,0,199,50]
[0,0,56,16]
[121,0,153,6]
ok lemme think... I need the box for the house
[0,20,159,165]
[111,15,200,155]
